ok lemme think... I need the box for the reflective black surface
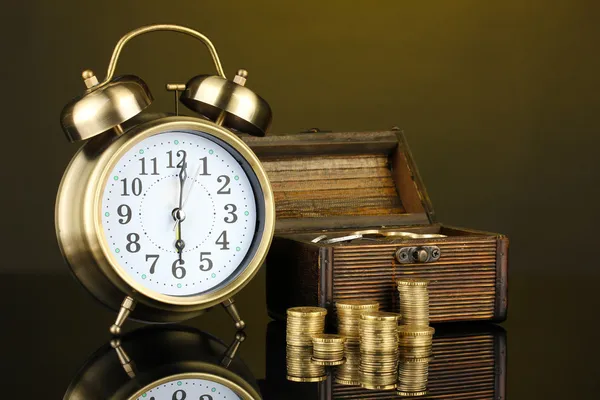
[2,267,599,399]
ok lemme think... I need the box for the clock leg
[220,331,246,368]
[221,298,245,330]
[110,296,136,336]
[110,338,137,378]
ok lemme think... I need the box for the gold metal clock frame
[56,24,275,334]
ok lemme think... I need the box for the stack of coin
[397,279,429,326]
[398,326,435,358]
[286,345,326,382]
[312,334,346,366]
[396,357,431,397]
[286,307,327,346]
[334,340,361,386]
[358,311,400,390]
[335,301,379,386]
[286,307,327,382]
[336,300,380,343]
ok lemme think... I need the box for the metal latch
[395,246,441,264]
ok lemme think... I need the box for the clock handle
[221,298,246,330]
[110,296,137,336]
[98,24,226,90]
[220,331,246,368]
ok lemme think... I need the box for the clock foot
[221,298,245,330]
[110,296,136,336]
[220,331,246,368]
[110,338,137,378]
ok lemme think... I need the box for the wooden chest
[244,130,508,324]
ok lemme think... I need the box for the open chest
[244,129,508,324]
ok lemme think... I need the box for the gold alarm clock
[56,24,274,334]
[64,326,261,399]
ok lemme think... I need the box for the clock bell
[60,24,272,142]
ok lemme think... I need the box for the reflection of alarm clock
[64,326,261,400]
[55,24,274,333]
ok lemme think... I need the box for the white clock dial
[101,131,260,296]
[136,378,241,399]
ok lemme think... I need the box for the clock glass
[136,378,241,399]
[100,130,263,297]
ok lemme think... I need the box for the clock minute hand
[178,161,187,210]
[173,162,202,231]
[173,162,187,260]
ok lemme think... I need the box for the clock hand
[172,162,202,231]
[178,161,187,210]
[173,162,188,259]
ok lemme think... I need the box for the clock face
[136,378,241,399]
[100,130,263,297]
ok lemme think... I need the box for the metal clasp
[395,246,441,264]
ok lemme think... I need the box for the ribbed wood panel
[332,334,497,399]
[261,155,405,218]
[332,239,497,323]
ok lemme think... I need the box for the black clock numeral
[200,395,213,400]
[199,252,213,271]
[172,390,186,400]
[172,259,186,279]
[121,178,142,196]
[224,204,238,223]
[216,230,230,250]
[139,157,159,175]
[146,254,159,274]
[217,175,231,194]
[198,156,210,176]
[167,150,187,168]
[117,204,131,224]
[126,233,141,253]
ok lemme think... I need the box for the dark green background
[1,0,599,397]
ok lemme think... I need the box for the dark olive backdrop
[1,0,599,398]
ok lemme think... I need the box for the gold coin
[334,378,360,386]
[360,365,398,372]
[360,311,400,322]
[360,383,397,390]
[312,333,346,343]
[287,306,328,316]
[397,278,429,287]
[397,326,434,335]
[397,390,428,397]
[313,353,345,359]
[286,375,327,383]
[336,300,380,310]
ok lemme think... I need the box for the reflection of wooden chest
[261,322,507,400]
[329,325,507,400]
[244,130,508,324]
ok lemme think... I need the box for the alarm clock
[56,24,274,334]
[64,326,261,399]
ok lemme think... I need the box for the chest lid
[243,129,435,234]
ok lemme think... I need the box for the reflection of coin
[311,357,346,366]
[311,234,328,243]
[397,390,428,397]
[322,234,363,244]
